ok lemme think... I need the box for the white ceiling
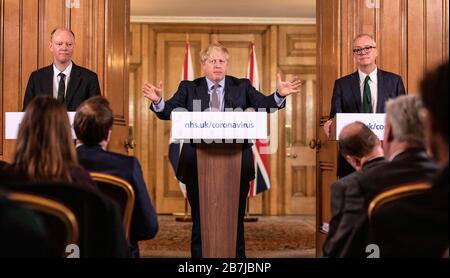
[130,0,316,21]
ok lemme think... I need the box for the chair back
[368,182,431,221]
[8,192,79,257]
[89,172,135,240]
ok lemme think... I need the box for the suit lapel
[65,63,82,106]
[43,65,54,97]
[224,76,238,109]
[376,70,386,113]
[350,71,362,112]
[194,78,210,111]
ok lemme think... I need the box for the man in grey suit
[23,27,100,111]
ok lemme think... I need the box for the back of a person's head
[420,61,449,143]
[74,96,113,146]
[339,121,380,158]
[14,96,77,182]
[385,95,426,147]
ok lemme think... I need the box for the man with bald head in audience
[23,27,100,111]
[323,121,386,257]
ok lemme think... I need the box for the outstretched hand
[276,73,303,97]
[142,81,163,104]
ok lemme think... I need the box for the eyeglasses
[206,59,227,65]
[353,46,376,55]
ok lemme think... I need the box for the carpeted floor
[139,215,316,258]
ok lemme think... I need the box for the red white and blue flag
[168,40,194,199]
[247,43,271,197]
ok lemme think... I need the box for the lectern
[330,113,386,140]
[171,111,267,258]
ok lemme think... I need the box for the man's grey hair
[353,33,377,47]
[385,95,426,146]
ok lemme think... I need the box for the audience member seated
[380,61,450,257]
[360,95,440,257]
[0,96,95,188]
[0,189,55,257]
[74,96,158,258]
[322,122,386,257]
[0,95,130,257]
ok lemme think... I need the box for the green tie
[363,75,373,113]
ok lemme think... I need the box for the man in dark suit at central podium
[323,33,406,178]
[143,43,302,258]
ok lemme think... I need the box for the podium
[4,112,77,139]
[171,111,267,258]
[330,113,386,140]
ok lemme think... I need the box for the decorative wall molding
[131,16,315,25]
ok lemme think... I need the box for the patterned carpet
[139,215,316,258]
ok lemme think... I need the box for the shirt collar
[205,77,225,92]
[53,62,73,77]
[358,67,378,83]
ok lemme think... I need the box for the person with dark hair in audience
[323,121,386,257]
[74,96,158,258]
[0,96,95,187]
[359,95,441,257]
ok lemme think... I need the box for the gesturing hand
[143,81,163,104]
[276,73,303,97]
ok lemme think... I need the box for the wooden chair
[8,192,79,257]
[89,172,135,241]
[368,182,432,221]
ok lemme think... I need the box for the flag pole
[244,196,258,222]
[174,35,193,223]
[175,198,192,222]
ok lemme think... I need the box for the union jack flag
[247,43,270,197]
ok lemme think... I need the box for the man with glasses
[323,33,406,178]
[143,43,302,258]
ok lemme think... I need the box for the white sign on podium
[171,112,267,140]
[5,112,77,139]
[335,113,386,140]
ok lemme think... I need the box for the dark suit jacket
[23,62,101,111]
[76,145,159,256]
[151,76,285,186]
[323,157,387,257]
[329,69,406,178]
[360,148,439,202]
[329,69,406,118]
[363,154,445,257]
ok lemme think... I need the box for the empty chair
[90,172,135,241]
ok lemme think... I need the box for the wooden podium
[171,111,267,258]
[197,143,242,258]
